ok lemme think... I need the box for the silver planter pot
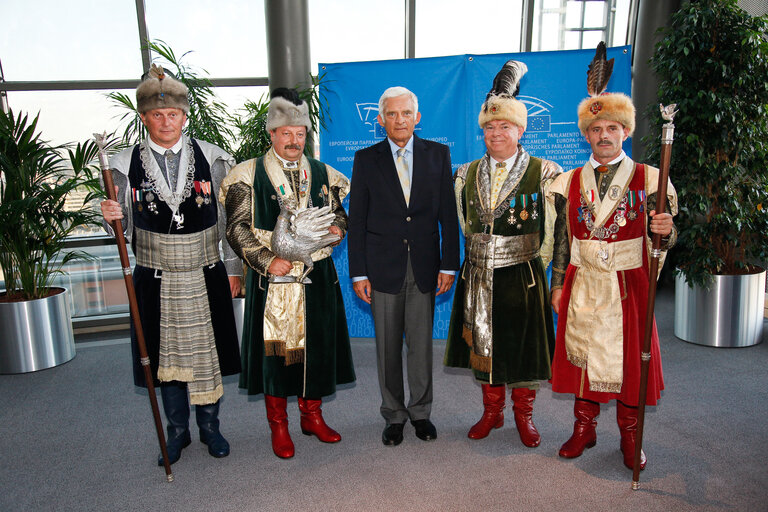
[0,287,76,373]
[674,269,766,347]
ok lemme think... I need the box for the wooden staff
[632,105,677,490]
[94,133,174,483]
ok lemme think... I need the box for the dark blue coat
[348,134,460,294]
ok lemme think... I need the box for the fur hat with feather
[136,64,190,114]
[266,87,311,132]
[478,60,529,130]
[577,42,635,135]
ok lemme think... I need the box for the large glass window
[0,0,142,81]
[415,0,524,57]
[309,0,405,68]
[144,0,268,77]
[4,89,132,148]
[533,0,631,51]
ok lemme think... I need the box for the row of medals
[475,194,538,230]
[580,193,643,241]
[133,179,212,214]
[507,193,538,227]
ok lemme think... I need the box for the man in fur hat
[547,43,677,471]
[444,60,561,448]
[100,65,242,466]
[220,87,355,459]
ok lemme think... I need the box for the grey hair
[378,86,419,117]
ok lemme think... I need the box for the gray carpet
[1,287,767,512]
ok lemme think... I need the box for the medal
[146,191,155,203]
[628,209,638,221]
[137,202,143,212]
[520,194,528,221]
[617,216,627,227]
[194,181,203,208]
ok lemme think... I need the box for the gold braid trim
[589,381,622,393]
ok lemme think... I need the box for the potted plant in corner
[0,109,102,372]
[645,0,768,347]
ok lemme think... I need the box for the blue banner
[319,46,632,338]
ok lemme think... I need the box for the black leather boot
[196,399,230,458]
[158,383,191,466]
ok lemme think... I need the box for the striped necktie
[396,147,411,205]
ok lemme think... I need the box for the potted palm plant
[645,0,768,347]
[0,109,102,372]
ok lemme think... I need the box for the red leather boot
[559,398,600,458]
[265,395,294,459]
[298,397,341,443]
[510,387,541,447]
[468,384,505,439]
[617,401,646,470]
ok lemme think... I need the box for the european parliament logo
[356,102,387,137]
[519,95,554,133]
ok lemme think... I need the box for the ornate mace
[94,133,174,483]
[632,104,678,490]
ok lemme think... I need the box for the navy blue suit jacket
[348,134,460,294]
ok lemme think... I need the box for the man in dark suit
[348,86,460,446]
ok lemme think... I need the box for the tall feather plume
[485,60,528,102]
[586,41,614,97]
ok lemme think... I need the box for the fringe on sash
[264,339,305,366]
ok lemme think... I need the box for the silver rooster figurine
[270,203,340,284]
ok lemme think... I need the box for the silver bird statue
[270,203,340,284]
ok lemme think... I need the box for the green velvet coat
[239,156,355,398]
[444,156,555,385]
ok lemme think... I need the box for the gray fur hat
[266,88,311,132]
[136,64,190,114]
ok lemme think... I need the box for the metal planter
[674,269,765,347]
[0,287,76,373]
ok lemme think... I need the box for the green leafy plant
[644,0,768,287]
[0,109,103,301]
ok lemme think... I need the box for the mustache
[284,144,302,150]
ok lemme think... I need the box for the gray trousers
[371,256,435,424]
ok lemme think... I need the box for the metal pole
[134,0,152,72]
[264,0,311,91]
[405,0,416,59]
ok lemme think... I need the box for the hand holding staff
[632,105,677,490]
[94,133,174,483]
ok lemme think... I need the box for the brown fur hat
[136,64,190,114]
[577,93,635,136]
[478,96,528,130]
[266,88,311,132]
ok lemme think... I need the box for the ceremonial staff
[94,133,174,483]
[632,104,677,490]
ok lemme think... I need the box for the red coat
[551,163,664,406]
